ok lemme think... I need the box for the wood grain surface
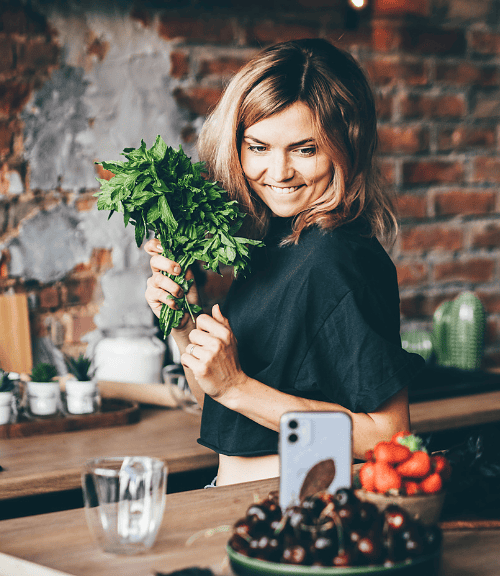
[0,477,499,576]
[0,407,217,500]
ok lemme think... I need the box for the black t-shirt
[198,217,424,457]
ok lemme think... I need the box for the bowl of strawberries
[355,432,451,527]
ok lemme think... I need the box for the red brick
[434,258,495,283]
[17,40,60,72]
[373,0,429,17]
[403,160,465,186]
[71,315,97,343]
[396,193,427,219]
[434,190,497,217]
[400,27,466,56]
[396,262,429,286]
[437,126,496,152]
[484,317,498,347]
[325,28,373,51]
[375,92,393,120]
[0,38,14,74]
[158,15,235,44]
[477,291,500,314]
[400,93,467,119]
[0,81,33,117]
[472,93,500,119]
[0,121,13,158]
[246,21,320,45]
[371,23,403,53]
[1,6,49,35]
[197,56,250,79]
[400,292,454,319]
[364,59,428,86]
[75,194,97,212]
[401,225,463,253]
[378,159,395,184]
[471,224,500,249]
[469,30,500,55]
[474,157,500,183]
[94,163,114,181]
[170,51,189,79]
[435,62,500,87]
[173,86,223,116]
[64,278,96,306]
[39,286,60,310]
[91,248,113,272]
[483,350,500,370]
[86,37,109,62]
[180,125,197,144]
[378,125,429,154]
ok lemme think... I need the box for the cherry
[282,544,309,565]
[333,549,354,566]
[357,501,379,529]
[233,518,252,540]
[384,505,409,532]
[311,535,336,565]
[357,535,383,564]
[334,488,357,507]
[336,503,356,527]
[228,534,250,556]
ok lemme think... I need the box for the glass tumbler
[82,456,167,555]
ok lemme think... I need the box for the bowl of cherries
[227,485,442,576]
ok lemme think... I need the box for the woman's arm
[180,305,410,461]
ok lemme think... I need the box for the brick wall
[1,0,500,368]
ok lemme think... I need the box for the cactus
[448,291,485,371]
[432,300,454,367]
[400,330,433,361]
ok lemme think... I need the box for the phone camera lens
[288,433,298,443]
[289,419,298,429]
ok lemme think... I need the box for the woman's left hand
[180,304,247,401]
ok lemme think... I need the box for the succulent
[0,368,14,392]
[64,354,95,382]
[30,362,58,383]
[432,300,454,367]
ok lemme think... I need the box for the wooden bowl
[354,488,446,526]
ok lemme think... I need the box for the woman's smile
[240,101,334,218]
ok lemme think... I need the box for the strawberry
[403,480,420,496]
[359,461,376,492]
[419,472,443,494]
[391,430,411,444]
[431,454,452,482]
[373,441,411,464]
[395,450,431,479]
[364,448,375,461]
[373,461,402,493]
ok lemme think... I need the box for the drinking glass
[82,456,167,555]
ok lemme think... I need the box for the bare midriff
[216,453,280,486]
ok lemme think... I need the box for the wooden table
[1,388,500,502]
[0,477,498,576]
[0,407,218,500]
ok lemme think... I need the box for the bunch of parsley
[95,135,263,337]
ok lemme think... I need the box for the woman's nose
[267,152,293,182]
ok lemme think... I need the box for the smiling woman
[240,103,334,218]
[144,38,425,487]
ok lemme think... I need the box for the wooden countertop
[1,388,500,501]
[0,477,498,576]
[0,407,218,500]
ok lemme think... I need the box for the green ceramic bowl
[227,545,441,576]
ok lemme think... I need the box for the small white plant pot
[64,380,99,415]
[0,391,13,425]
[27,381,61,417]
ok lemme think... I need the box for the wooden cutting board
[0,292,33,374]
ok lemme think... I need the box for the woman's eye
[296,147,316,156]
[248,145,267,153]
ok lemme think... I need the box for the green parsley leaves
[94,135,263,337]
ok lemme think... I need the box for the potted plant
[64,354,99,415]
[0,368,15,425]
[26,362,61,417]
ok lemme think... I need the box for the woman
[145,39,424,486]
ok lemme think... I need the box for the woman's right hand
[144,238,200,330]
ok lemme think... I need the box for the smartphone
[278,411,352,510]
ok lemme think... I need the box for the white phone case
[279,411,352,511]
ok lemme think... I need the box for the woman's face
[240,101,334,218]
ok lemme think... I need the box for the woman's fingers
[144,238,162,256]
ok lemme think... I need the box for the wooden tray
[0,399,140,438]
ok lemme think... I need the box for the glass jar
[94,327,166,384]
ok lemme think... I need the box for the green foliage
[0,368,14,392]
[95,136,264,337]
[30,362,58,383]
[64,354,95,381]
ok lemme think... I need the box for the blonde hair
[197,38,397,244]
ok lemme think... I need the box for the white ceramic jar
[26,381,61,417]
[65,379,99,415]
[94,327,166,385]
[0,390,13,424]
